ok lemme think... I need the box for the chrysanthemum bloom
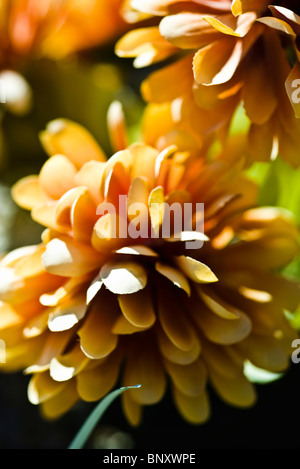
[116,0,300,166]
[0,117,299,425]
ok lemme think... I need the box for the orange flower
[0,0,126,68]
[116,1,300,166]
[0,115,299,425]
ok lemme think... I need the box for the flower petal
[155,262,191,295]
[165,358,207,397]
[78,293,118,359]
[176,256,218,284]
[40,119,106,168]
[173,388,210,424]
[193,37,243,85]
[11,176,48,210]
[158,287,197,351]
[193,301,252,345]
[39,155,77,200]
[42,237,103,277]
[118,288,156,328]
[157,327,201,365]
[48,298,86,332]
[209,368,257,408]
[159,13,220,49]
[77,352,121,401]
[100,261,147,294]
[123,350,166,405]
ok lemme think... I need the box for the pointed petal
[155,262,191,295]
[176,256,218,284]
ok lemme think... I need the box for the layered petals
[0,120,299,427]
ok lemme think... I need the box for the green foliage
[68,385,141,450]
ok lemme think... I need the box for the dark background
[0,362,298,449]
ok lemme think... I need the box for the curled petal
[100,261,147,294]
[176,256,218,284]
[42,237,104,277]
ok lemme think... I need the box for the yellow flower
[0,116,299,425]
[116,0,300,166]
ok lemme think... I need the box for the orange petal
[77,352,121,401]
[123,350,166,405]
[42,237,103,277]
[71,189,98,242]
[28,371,66,405]
[165,358,207,397]
[203,12,256,37]
[176,256,218,284]
[49,344,89,382]
[242,53,277,125]
[158,287,197,351]
[121,389,143,427]
[155,262,191,296]
[193,37,243,85]
[118,287,156,328]
[173,388,210,424]
[40,119,106,168]
[39,155,77,200]
[100,261,147,294]
[48,297,86,332]
[78,293,118,359]
[11,176,48,210]
[41,380,79,419]
[115,27,177,67]
[141,55,193,103]
[157,327,201,365]
[192,301,252,345]
[75,161,105,204]
[129,143,158,186]
[159,13,220,49]
[209,368,256,407]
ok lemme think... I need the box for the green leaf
[68,384,141,449]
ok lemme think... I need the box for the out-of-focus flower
[0,0,126,67]
[0,114,299,425]
[0,0,127,116]
[0,69,32,115]
[116,1,300,166]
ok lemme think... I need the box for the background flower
[116,0,300,166]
